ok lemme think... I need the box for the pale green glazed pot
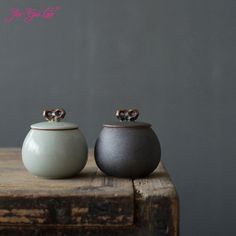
[22,109,88,179]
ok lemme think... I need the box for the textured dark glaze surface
[103,121,151,128]
[95,127,161,178]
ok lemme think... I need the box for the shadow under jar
[94,109,161,179]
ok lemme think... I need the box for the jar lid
[31,109,78,131]
[103,109,151,128]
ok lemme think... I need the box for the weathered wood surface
[0,148,179,236]
[134,167,179,235]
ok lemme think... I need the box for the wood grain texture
[0,148,179,236]
[134,163,179,236]
[0,149,134,227]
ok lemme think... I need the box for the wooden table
[0,148,179,236]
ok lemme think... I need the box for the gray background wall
[0,0,235,235]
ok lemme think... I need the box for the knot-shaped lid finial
[116,109,139,122]
[43,108,66,122]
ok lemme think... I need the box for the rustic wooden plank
[0,225,135,236]
[0,149,134,227]
[133,162,179,236]
[0,148,179,236]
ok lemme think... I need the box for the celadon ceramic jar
[22,109,88,179]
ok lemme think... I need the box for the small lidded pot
[22,109,88,179]
[95,109,161,178]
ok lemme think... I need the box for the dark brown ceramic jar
[94,109,161,178]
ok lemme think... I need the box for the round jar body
[22,129,88,179]
[95,127,161,178]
